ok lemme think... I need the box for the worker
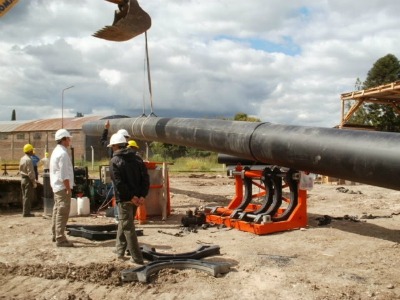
[117,128,131,139]
[31,149,40,180]
[128,138,146,162]
[127,140,139,150]
[127,139,147,224]
[108,133,149,264]
[40,152,50,173]
[100,120,131,158]
[100,120,132,222]
[100,120,112,156]
[19,144,37,217]
[50,129,75,247]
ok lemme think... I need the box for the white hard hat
[117,129,130,138]
[108,133,127,147]
[55,129,72,141]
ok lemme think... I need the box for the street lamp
[61,85,74,128]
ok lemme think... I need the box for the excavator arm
[0,0,20,17]
[93,0,151,42]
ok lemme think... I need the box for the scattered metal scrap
[316,215,361,226]
[121,259,231,283]
[316,212,397,226]
[93,0,151,42]
[181,209,206,227]
[336,187,363,194]
[157,229,184,237]
[360,213,396,219]
[141,244,220,261]
[66,224,143,241]
[315,215,333,226]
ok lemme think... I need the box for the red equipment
[205,164,307,235]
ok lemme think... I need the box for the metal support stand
[205,164,308,235]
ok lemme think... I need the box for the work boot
[56,240,74,247]
[113,249,124,256]
[113,249,127,260]
[130,258,144,265]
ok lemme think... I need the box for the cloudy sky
[1,0,399,128]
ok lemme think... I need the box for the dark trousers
[33,166,38,180]
[116,201,143,261]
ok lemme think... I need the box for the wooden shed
[340,80,400,129]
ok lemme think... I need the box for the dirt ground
[0,173,399,300]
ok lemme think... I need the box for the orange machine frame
[205,165,307,235]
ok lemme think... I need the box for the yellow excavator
[93,0,151,42]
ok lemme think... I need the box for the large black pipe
[83,116,400,190]
[217,154,264,166]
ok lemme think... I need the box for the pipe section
[83,116,400,190]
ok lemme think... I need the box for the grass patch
[1,156,224,179]
[170,156,221,172]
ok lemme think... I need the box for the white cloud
[99,69,122,86]
[0,0,399,127]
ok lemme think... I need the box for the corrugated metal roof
[0,120,31,132]
[0,116,104,132]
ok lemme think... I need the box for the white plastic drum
[69,198,77,217]
[77,197,90,216]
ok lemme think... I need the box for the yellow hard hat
[45,152,49,158]
[23,144,34,153]
[128,140,139,149]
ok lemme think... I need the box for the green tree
[348,78,369,125]
[11,109,16,121]
[233,112,261,122]
[354,77,362,91]
[363,54,400,89]
[363,54,400,131]
[150,142,188,160]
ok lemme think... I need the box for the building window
[16,133,25,140]
[0,133,8,140]
[33,132,42,140]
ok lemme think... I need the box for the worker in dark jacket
[108,133,150,264]
[101,119,132,222]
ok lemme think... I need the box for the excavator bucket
[93,0,151,42]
